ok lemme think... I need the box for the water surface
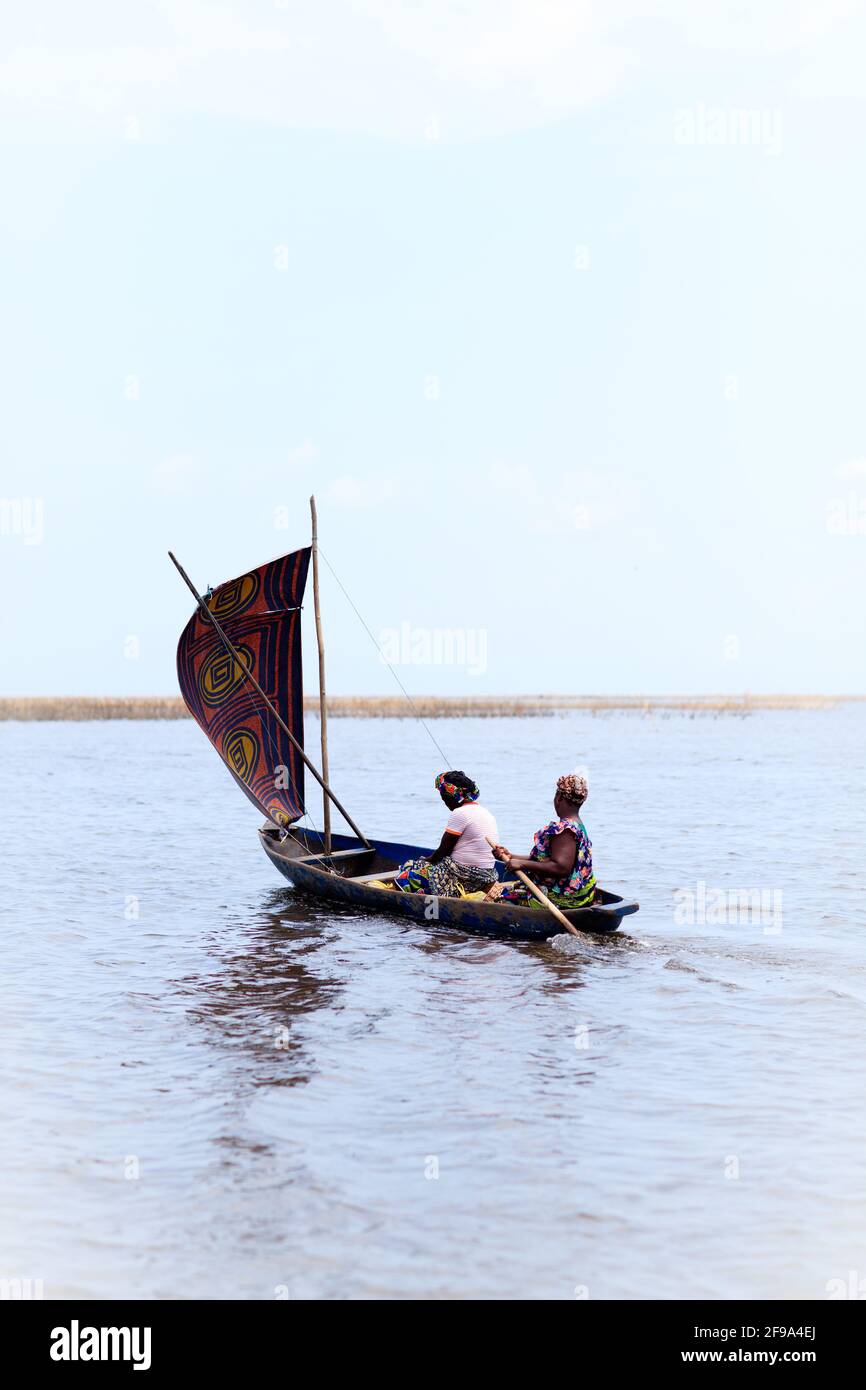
[2,709,864,1299]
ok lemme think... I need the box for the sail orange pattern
[176,548,311,824]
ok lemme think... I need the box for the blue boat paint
[259,826,639,942]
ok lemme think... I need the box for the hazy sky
[2,1,865,696]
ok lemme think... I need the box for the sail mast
[168,550,369,848]
[309,496,332,853]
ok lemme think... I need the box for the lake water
[2,709,865,1300]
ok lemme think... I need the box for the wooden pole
[309,496,331,854]
[486,837,580,937]
[168,550,370,849]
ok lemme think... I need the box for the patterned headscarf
[557,771,588,806]
[435,771,480,805]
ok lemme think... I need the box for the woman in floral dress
[493,772,597,909]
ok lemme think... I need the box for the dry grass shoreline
[1,694,862,721]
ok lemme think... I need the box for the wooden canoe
[259,826,639,941]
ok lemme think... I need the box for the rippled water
[2,709,865,1300]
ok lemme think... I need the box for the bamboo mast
[168,550,369,849]
[309,496,331,854]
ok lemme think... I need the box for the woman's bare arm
[429,829,461,865]
[503,828,577,880]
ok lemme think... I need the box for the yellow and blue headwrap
[435,771,480,805]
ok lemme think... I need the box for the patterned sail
[177,548,311,824]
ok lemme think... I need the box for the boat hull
[259,827,639,941]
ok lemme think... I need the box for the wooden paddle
[485,837,580,938]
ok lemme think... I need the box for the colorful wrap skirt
[498,878,597,909]
[394,857,497,897]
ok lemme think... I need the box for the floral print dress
[500,817,597,908]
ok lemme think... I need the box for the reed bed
[1,694,861,721]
